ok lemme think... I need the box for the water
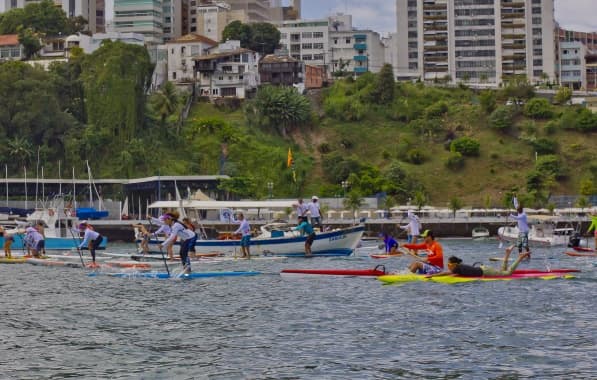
[1,239,596,379]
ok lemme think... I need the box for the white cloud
[555,0,597,32]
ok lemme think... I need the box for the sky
[300,0,597,35]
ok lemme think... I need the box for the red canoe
[572,246,596,253]
[513,269,580,274]
[565,251,597,257]
[281,266,386,277]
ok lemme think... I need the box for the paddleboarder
[400,210,421,243]
[24,226,45,258]
[78,222,104,266]
[510,204,530,258]
[380,232,399,254]
[427,245,530,278]
[293,216,315,257]
[0,226,14,258]
[150,215,174,259]
[182,217,198,257]
[402,229,444,274]
[161,213,196,273]
[233,212,251,259]
[588,212,597,249]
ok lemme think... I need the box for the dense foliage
[221,21,280,55]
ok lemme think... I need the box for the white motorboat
[497,216,585,247]
[471,226,490,240]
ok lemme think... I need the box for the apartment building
[556,27,597,91]
[396,0,556,85]
[0,34,23,61]
[166,33,217,83]
[278,14,387,77]
[188,2,247,42]
[225,0,283,23]
[113,0,164,44]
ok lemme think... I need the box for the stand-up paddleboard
[104,261,155,270]
[0,257,28,264]
[27,258,83,268]
[281,266,386,277]
[379,271,576,284]
[88,271,261,279]
[370,253,404,259]
[565,251,597,257]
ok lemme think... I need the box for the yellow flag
[287,147,293,168]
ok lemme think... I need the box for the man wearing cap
[402,229,444,274]
[79,222,104,266]
[307,196,322,230]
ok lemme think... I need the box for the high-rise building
[188,2,247,42]
[113,0,164,44]
[0,0,98,33]
[224,0,282,23]
[96,0,105,33]
[396,0,556,85]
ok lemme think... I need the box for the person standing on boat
[402,229,444,274]
[293,216,315,257]
[161,213,196,272]
[307,196,322,230]
[0,226,14,258]
[293,198,309,223]
[25,226,45,258]
[510,205,530,258]
[233,212,251,259]
[427,246,530,278]
[78,222,103,266]
[400,210,421,243]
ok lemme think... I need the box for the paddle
[67,225,86,268]
[158,245,170,277]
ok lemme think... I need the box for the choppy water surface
[1,239,596,379]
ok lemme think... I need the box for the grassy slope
[186,95,596,206]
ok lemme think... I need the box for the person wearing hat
[427,245,530,278]
[24,226,45,258]
[402,229,444,274]
[293,215,316,257]
[78,222,104,266]
[161,213,196,273]
[307,196,322,230]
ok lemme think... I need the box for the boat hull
[280,267,386,277]
[0,236,108,251]
[497,226,580,247]
[379,271,576,284]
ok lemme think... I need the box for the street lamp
[267,182,273,199]
[341,180,350,198]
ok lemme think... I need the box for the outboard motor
[568,232,581,248]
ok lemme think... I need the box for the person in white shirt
[78,222,103,265]
[25,226,45,258]
[400,210,421,243]
[294,198,309,223]
[149,215,174,259]
[307,196,322,230]
[160,213,196,273]
[234,212,251,258]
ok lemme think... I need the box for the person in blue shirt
[293,216,315,257]
[380,232,399,254]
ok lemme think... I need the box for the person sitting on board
[182,217,198,258]
[161,213,196,273]
[510,203,530,258]
[149,215,174,259]
[131,223,151,254]
[402,229,444,275]
[293,216,316,257]
[78,222,104,266]
[380,232,399,254]
[233,212,251,259]
[35,221,47,256]
[25,226,45,258]
[427,245,530,278]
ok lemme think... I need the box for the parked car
[506,99,524,106]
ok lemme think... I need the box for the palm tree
[151,82,180,132]
[414,190,427,212]
[7,136,33,167]
[449,197,464,219]
[343,191,365,225]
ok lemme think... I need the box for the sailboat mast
[5,164,7,207]
[24,166,27,209]
[72,167,77,210]
[86,160,92,208]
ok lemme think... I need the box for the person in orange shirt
[402,229,444,274]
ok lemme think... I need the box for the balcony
[353,55,367,62]
[501,22,525,28]
[354,67,368,73]
[501,1,525,8]
[502,43,526,49]
[353,43,367,50]
[353,34,367,40]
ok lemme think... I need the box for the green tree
[554,86,572,105]
[18,27,42,59]
[479,90,497,114]
[149,81,180,132]
[250,22,281,55]
[221,20,253,47]
[450,137,480,157]
[7,136,33,167]
[576,196,589,212]
[523,97,553,119]
[488,105,514,131]
[245,85,311,137]
[82,40,153,151]
[413,190,427,211]
[343,191,365,225]
[449,197,463,219]
[372,63,395,105]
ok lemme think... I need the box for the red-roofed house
[0,34,23,61]
[165,33,218,83]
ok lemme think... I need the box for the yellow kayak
[0,257,28,264]
[379,272,575,284]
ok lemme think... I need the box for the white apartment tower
[114,0,164,44]
[396,0,556,85]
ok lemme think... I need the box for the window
[221,87,236,96]
[334,39,338,44]
[313,32,324,38]
[302,32,312,38]
[345,38,351,44]
[302,43,313,49]
[172,72,176,79]
[313,43,324,49]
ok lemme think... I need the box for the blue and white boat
[139,200,364,257]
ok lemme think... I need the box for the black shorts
[305,233,316,246]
